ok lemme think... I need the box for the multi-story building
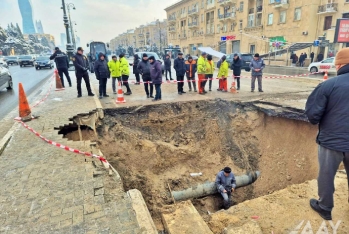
[18,0,36,34]
[165,0,349,58]
[110,19,168,52]
[35,20,44,34]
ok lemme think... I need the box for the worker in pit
[215,167,236,210]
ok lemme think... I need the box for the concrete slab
[223,221,263,234]
[128,189,158,234]
[162,200,213,234]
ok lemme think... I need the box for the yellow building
[110,20,168,52]
[165,0,349,59]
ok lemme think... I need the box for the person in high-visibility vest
[197,52,207,94]
[217,55,229,92]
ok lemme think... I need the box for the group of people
[290,52,308,67]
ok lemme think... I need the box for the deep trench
[89,99,319,231]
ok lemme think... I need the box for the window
[230,23,235,31]
[250,45,255,54]
[201,0,204,8]
[223,23,227,32]
[269,0,275,3]
[217,24,221,33]
[248,14,255,27]
[201,14,204,22]
[324,16,332,30]
[239,20,243,30]
[294,8,301,21]
[279,11,286,23]
[240,1,244,12]
[268,13,273,25]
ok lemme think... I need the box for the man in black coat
[137,53,154,98]
[305,47,349,221]
[230,53,242,90]
[310,52,315,63]
[94,53,110,99]
[174,52,186,94]
[50,47,72,87]
[132,54,141,85]
[72,47,94,98]
[164,54,172,81]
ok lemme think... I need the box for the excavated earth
[94,99,320,231]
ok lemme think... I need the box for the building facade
[110,20,168,53]
[165,0,349,58]
[35,20,44,34]
[18,0,36,34]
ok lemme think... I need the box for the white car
[308,57,336,74]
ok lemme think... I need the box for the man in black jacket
[231,53,242,90]
[137,53,154,98]
[132,54,141,85]
[72,47,94,98]
[305,47,349,221]
[164,54,172,81]
[50,47,72,87]
[94,53,110,99]
[174,52,186,95]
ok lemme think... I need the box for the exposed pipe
[171,171,260,201]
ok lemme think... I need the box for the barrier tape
[123,71,324,85]
[31,74,55,108]
[16,120,108,163]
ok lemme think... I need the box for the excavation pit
[96,99,319,231]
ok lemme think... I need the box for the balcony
[218,0,236,6]
[206,3,215,10]
[169,27,176,32]
[188,8,199,16]
[138,33,144,37]
[168,16,176,23]
[318,3,338,14]
[188,22,199,28]
[218,12,236,21]
[273,0,289,10]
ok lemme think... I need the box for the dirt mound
[97,99,318,231]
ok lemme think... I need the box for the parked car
[226,53,253,72]
[35,56,54,70]
[0,64,13,91]
[18,55,35,67]
[5,56,19,66]
[308,57,336,74]
[132,52,165,74]
[0,60,9,68]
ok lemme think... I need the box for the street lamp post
[158,20,162,54]
[66,3,76,50]
[61,0,74,61]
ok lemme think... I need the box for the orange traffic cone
[230,81,237,93]
[15,83,39,122]
[55,69,65,91]
[115,82,126,103]
[323,71,328,81]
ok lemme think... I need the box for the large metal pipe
[171,171,260,201]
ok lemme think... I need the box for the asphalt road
[0,64,53,119]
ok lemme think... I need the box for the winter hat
[201,52,207,56]
[112,55,117,59]
[223,167,232,173]
[254,53,260,58]
[221,55,226,61]
[148,56,155,61]
[143,53,148,58]
[178,52,183,55]
[207,55,213,61]
[55,47,59,51]
[335,48,349,65]
[188,56,193,60]
[233,53,238,57]
[119,53,124,58]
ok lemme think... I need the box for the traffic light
[313,40,320,46]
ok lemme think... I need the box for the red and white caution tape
[31,74,55,108]
[16,120,108,163]
[126,71,324,85]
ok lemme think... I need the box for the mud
[96,99,319,231]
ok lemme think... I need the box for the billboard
[334,19,349,43]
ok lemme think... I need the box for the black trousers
[143,74,153,96]
[76,71,92,95]
[165,69,172,80]
[99,78,108,96]
[58,67,72,87]
[206,74,213,90]
[177,75,184,93]
[121,75,131,92]
[135,73,140,83]
[233,75,241,89]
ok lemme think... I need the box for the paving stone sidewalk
[0,72,143,233]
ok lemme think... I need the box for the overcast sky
[0,0,178,47]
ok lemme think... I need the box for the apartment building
[165,0,349,57]
[110,20,167,52]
